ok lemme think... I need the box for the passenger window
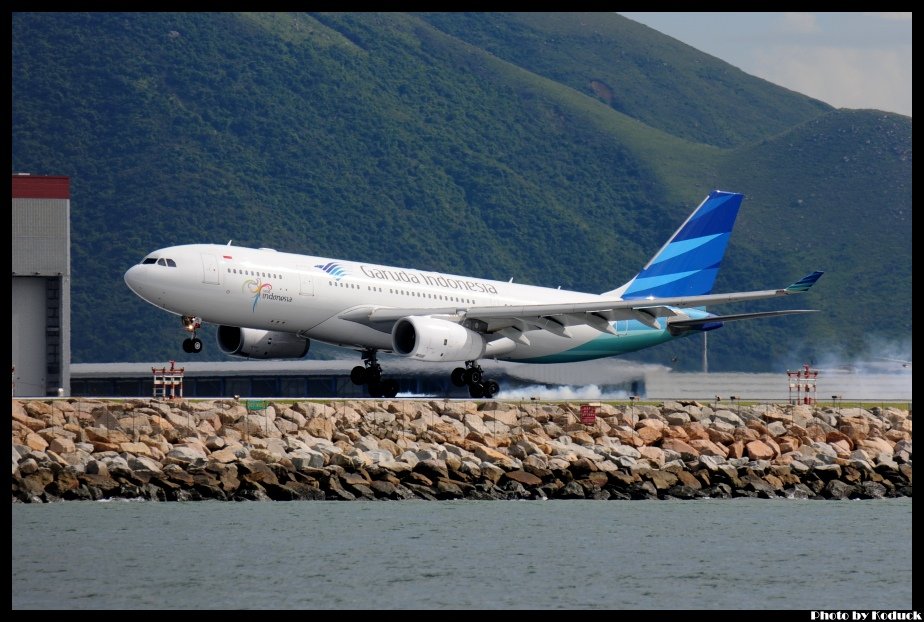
[166,259,176,267]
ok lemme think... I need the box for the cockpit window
[166,258,177,267]
[142,257,157,265]
[157,258,167,266]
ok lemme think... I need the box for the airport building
[12,174,71,397]
[69,358,650,399]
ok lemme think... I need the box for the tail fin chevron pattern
[621,191,743,299]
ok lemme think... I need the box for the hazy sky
[621,12,912,117]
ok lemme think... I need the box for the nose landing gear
[181,315,203,353]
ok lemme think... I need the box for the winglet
[784,271,824,293]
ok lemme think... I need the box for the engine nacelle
[217,326,310,359]
[392,316,485,362]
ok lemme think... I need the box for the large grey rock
[788,460,811,474]
[786,483,815,499]
[290,449,326,470]
[278,408,307,428]
[364,410,396,426]
[128,455,163,474]
[273,418,298,435]
[18,457,39,475]
[364,449,394,464]
[857,481,887,499]
[398,451,420,467]
[479,462,505,484]
[614,456,637,469]
[824,480,855,500]
[327,451,366,470]
[713,410,743,427]
[354,438,379,452]
[893,439,912,463]
[848,458,875,475]
[698,455,726,471]
[766,421,788,438]
[414,448,439,462]
[441,443,472,459]
[711,419,736,433]
[85,459,109,477]
[166,445,208,465]
[463,414,490,436]
[609,445,641,460]
[458,459,482,479]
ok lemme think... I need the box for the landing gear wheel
[451,367,467,387]
[468,382,485,399]
[180,316,203,354]
[464,368,483,385]
[351,366,367,385]
[353,350,385,390]
[381,379,399,399]
[483,380,500,399]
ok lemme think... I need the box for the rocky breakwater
[11,399,912,502]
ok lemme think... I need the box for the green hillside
[11,12,911,372]
[419,12,832,148]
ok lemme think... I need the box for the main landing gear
[451,361,500,399]
[350,350,399,398]
[181,315,203,353]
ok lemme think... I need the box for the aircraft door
[296,265,314,296]
[201,254,220,284]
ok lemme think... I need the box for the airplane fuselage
[124,243,681,363]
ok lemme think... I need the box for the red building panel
[11,175,70,199]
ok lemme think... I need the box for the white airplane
[124,190,823,398]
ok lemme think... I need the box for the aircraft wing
[338,271,824,338]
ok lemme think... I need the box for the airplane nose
[124,264,144,295]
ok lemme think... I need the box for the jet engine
[392,316,485,362]
[217,326,310,359]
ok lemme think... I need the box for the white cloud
[754,44,912,116]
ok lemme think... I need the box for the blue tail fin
[613,190,744,299]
